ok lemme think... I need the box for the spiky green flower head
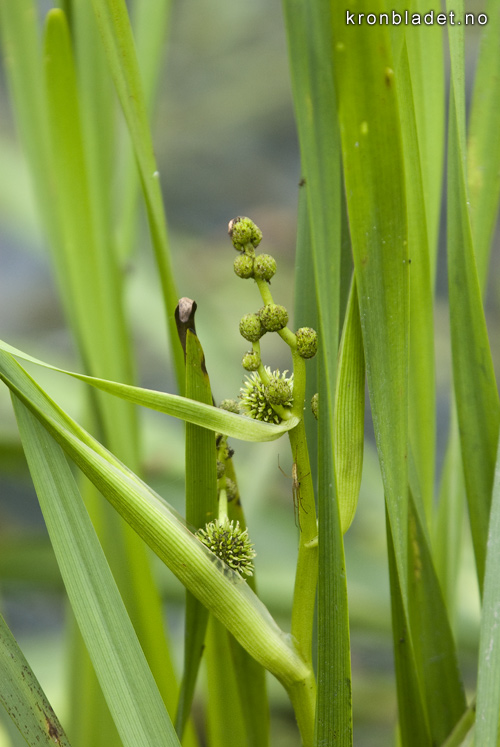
[234,253,254,279]
[197,517,256,577]
[242,350,260,371]
[239,312,265,342]
[296,327,318,359]
[311,392,318,420]
[259,303,288,332]
[228,216,263,251]
[240,367,293,424]
[253,254,277,282]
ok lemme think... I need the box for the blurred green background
[0,1,496,744]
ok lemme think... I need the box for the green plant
[0,0,499,746]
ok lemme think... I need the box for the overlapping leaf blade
[0,611,72,747]
[12,401,181,747]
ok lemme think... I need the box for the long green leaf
[115,0,172,261]
[404,2,445,278]
[334,278,364,534]
[205,618,247,747]
[395,39,435,522]
[331,0,409,591]
[44,9,137,452]
[0,353,310,695]
[406,492,466,742]
[176,330,217,738]
[446,1,500,588]
[90,0,184,391]
[0,339,298,441]
[281,1,345,741]
[0,611,71,747]
[467,0,500,289]
[475,438,500,745]
[387,515,430,747]
[12,400,181,747]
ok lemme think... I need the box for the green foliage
[0,0,499,745]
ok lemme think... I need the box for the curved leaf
[0,340,298,442]
[0,352,310,693]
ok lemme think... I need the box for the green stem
[289,419,318,670]
[286,670,317,747]
[218,487,228,521]
[255,277,274,305]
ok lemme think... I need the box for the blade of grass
[475,438,500,745]
[406,489,466,742]
[332,0,409,593]
[44,10,182,721]
[0,338,299,441]
[404,6,445,278]
[446,2,500,589]
[315,359,351,746]
[0,353,312,698]
[115,0,172,260]
[44,8,137,458]
[281,2,346,741]
[334,278,364,534]
[467,0,500,289]
[395,40,435,522]
[434,406,466,620]
[176,329,217,738]
[205,617,247,747]
[387,515,431,747]
[0,0,59,252]
[90,0,184,391]
[0,610,72,747]
[12,399,182,747]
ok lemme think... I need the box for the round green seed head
[296,327,318,358]
[242,351,260,371]
[253,254,276,281]
[259,303,288,332]
[233,254,254,279]
[219,399,240,414]
[265,379,292,406]
[311,392,318,420]
[228,216,263,250]
[239,313,264,342]
[225,478,238,501]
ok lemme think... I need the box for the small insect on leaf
[279,457,308,529]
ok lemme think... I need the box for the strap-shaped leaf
[90,0,184,391]
[176,329,217,737]
[446,0,500,589]
[475,438,500,744]
[0,611,71,747]
[334,278,364,534]
[0,352,310,694]
[0,339,298,442]
[467,0,500,288]
[332,0,409,596]
[12,400,181,747]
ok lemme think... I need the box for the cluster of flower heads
[196,517,256,578]
[194,217,320,582]
[227,216,318,423]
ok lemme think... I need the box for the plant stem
[289,419,318,669]
[286,669,317,747]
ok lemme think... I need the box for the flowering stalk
[228,216,319,732]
